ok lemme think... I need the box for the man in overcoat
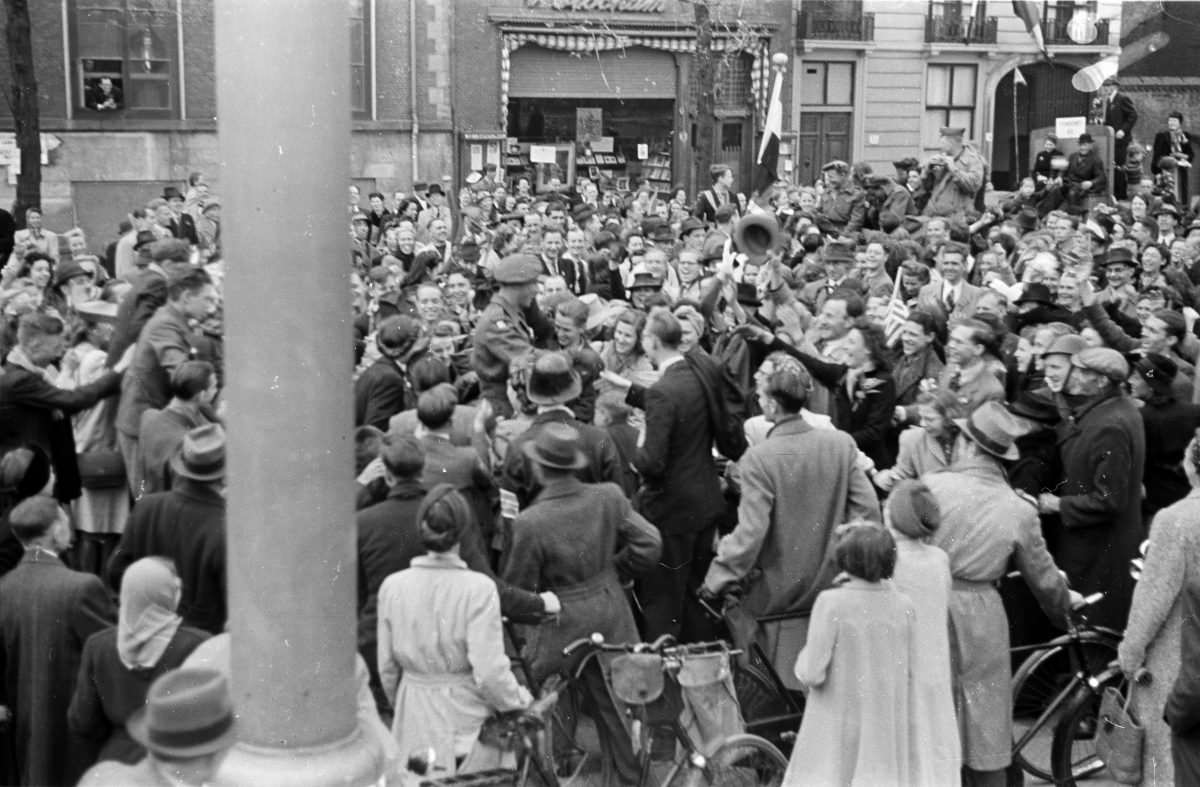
[0,496,115,786]
[1038,347,1146,632]
[701,363,878,689]
[925,402,1074,787]
[353,315,427,432]
[502,423,661,785]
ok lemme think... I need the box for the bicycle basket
[677,647,745,756]
[610,653,665,704]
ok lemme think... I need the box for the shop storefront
[454,0,791,197]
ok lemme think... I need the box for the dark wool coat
[1055,391,1146,631]
[0,552,114,786]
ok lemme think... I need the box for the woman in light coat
[786,523,919,787]
[377,484,530,776]
[885,480,961,785]
[1117,431,1200,785]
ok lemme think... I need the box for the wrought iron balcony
[797,10,875,42]
[925,14,998,44]
[1043,16,1110,46]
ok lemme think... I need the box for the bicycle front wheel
[1049,671,1126,786]
[665,734,788,787]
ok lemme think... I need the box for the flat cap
[1071,346,1130,382]
[1044,334,1088,358]
[492,253,542,285]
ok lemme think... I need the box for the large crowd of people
[2,99,1200,785]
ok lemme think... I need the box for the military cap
[492,253,542,285]
[938,127,966,138]
[821,160,850,174]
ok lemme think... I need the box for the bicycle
[1009,591,1118,782]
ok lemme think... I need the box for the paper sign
[530,145,557,164]
[576,107,602,142]
[1055,116,1087,140]
[591,136,614,153]
[637,144,649,160]
[469,144,483,171]
[485,140,502,168]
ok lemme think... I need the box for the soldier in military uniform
[922,126,986,221]
[816,160,866,237]
[471,253,552,418]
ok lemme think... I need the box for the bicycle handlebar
[560,632,740,659]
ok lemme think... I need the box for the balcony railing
[925,14,998,44]
[1043,16,1110,46]
[796,11,875,42]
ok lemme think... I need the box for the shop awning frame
[499,25,772,135]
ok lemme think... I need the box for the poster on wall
[1055,116,1087,140]
[530,145,557,164]
[576,107,603,143]
[485,141,502,169]
[469,145,484,171]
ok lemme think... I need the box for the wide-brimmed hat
[1013,207,1039,232]
[170,424,226,482]
[127,668,236,759]
[953,401,1021,461]
[1098,246,1136,268]
[162,186,184,202]
[526,352,582,406]
[1007,391,1060,425]
[76,300,119,324]
[1155,202,1181,219]
[679,217,706,237]
[522,421,587,470]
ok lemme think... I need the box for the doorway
[991,61,1089,188]
[797,113,851,187]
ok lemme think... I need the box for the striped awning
[499,29,771,132]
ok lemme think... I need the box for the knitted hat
[886,480,941,540]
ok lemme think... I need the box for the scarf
[117,557,183,670]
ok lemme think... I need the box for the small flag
[753,67,784,197]
[883,273,910,347]
[1013,0,1049,59]
[1013,66,1027,86]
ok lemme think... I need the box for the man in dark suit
[0,496,115,786]
[355,434,546,711]
[414,383,496,543]
[163,186,199,246]
[499,352,623,510]
[1102,77,1138,199]
[0,312,124,503]
[353,315,427,432]
[693,164,737,224]
[1152,111,1196,206]
[106,238,194,365]
[107,425,227,635]
[634,309,725,641]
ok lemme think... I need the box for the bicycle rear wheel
[1049,671,1126,786]
[537,676,612,786]
[664,733,787,787]
[733,664,801,757]
[1011,634,1118,781]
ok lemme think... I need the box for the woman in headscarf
[68,557,210,765]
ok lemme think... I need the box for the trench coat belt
[551,569,622,603]
[401,671,474,688]
[951,577,996,592]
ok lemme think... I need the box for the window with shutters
[72,0,180,117]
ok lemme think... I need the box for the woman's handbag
[76,450,126,489]
[1096,682,1145,784]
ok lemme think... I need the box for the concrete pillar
[213,1,383,784]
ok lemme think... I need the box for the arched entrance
[991,61,1090,188]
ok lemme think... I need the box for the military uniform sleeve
[477,312,533,367]
[949,151,984,195]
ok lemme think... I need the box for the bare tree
[3,0,40,223]
[692,0,714,193]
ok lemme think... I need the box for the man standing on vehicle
[700,360,879,689]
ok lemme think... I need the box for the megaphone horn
[733,213,781,258]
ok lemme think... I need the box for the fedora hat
[953,401,1021,461]
[170,424,226,482]
[1007,391,1060,425]
[522,421,587,471]
[1014,282,1055,308]
[52,259,90,288]
[127,668,236,759]
[162,186,183,201]
[1013,207,1039,232]
[526,352,582,406]
[1098,246,1136,268]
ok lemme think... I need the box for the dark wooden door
[798,112,851,187]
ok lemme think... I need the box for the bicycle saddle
[610,653,664,704]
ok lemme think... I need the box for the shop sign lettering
[526,0,667,12]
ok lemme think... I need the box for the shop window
[924,64,976,144]
[349,0,372,116]
[689,52,753,109]
[73,0,179,116]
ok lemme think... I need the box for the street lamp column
[213,1,383,784]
